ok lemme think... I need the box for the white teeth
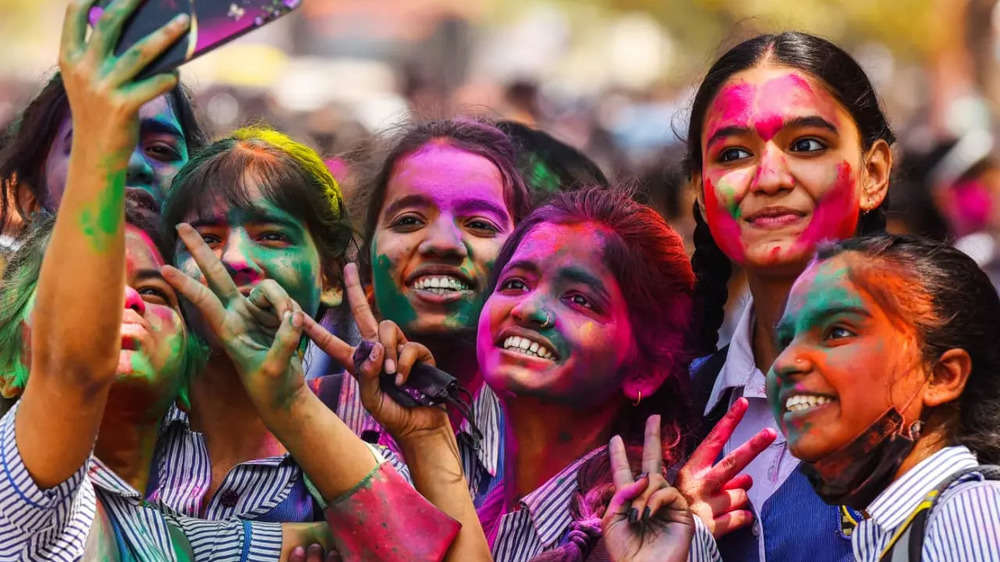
[413,275,471,293]
[785,394,834,413]
[501,336,555,360]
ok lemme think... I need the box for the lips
[781,391,837,419]
[743,206,807,228]
[125,188,161,215]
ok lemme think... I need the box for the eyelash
[825,325,854,341]
[390,215,425,230]
[564,293,593,310]
[719,147,751,163]
[500,278,527,292]
[790,138,826,152]
[466,218,500,235]
[145,143,181,161]
[138,286,171,304]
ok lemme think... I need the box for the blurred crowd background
[4,0,1000,329]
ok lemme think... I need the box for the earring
[633,390,642,407]
[539,311,553,329]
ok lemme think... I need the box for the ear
[0,372,25,400]
[691,172,706,211]
[859,139,892,212]
[924,348,971,408]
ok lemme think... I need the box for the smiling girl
[474,187,727,561]
[684,32,895,561]
[767,234,1000,560]
[331,119,531,504]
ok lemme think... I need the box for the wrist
[397,422,456,455]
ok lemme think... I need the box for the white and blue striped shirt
[337,377,503,504]
[853,445,1000,561]
[0,402,282,561]
[150,404,411,521]
[490,446,721,562]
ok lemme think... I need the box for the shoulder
[922,475,1000,560]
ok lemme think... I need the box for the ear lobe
[691,173,707,212]
[924,348,971,408]
[860,139,892,212]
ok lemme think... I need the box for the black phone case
[90,0,301,81]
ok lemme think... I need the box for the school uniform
[149,404,410,522]
[0,402,281,561]
[853,445,1000,561]
[692,298,854,562]
[336,377,505,506]
[487,446,721,562]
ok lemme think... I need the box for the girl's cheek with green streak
[372,253,417,328]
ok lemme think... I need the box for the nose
[126,148,156,192]
[751,145,794,195]
[417,218,468,261]
[124,286,146,315]
[771,341,811,386]
[220,231,264,283]
[510,292,553,330]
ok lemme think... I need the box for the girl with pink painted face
[682,32,895,562]
[474,188,773,561]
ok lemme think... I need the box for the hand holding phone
[89,0,302,81]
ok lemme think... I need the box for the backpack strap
[879,464,1000,561]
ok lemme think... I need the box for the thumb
[260,310,305,379]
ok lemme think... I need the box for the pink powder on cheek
[793,162,859,252]
[704,178,746,263]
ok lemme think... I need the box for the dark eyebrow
[188,206,303,231]
[140,117,184,139]
[381,194,433,220]
[503,259,540,275]
[776,305,871,334]
[706,126,751,151]
[784,116,838,134]
[133,268,167,282]
[561,266,610,302]
[454,198,510,221]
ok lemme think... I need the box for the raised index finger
[641,414,663,476]
[344,263,378,340]
[687,397,749,471]
[609,435,634,490]
[175,223,240,304]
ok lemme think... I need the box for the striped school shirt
[490,446,721,562]
[150,404,411,521]
[852,445,1000,561]
[0,402,282,561]
[337,377,503,504]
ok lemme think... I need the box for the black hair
[816,234,1000,464]
[496,120,609,204]
[0,73,207,231]
[356,118,531,282]
[162,126,352,312]
[685,32,895,355]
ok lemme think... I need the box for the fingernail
[642,506,651,521]
[173,13,190,25]
[283,310,291,324]
[637,472,648,482]
[290,311,302,328]
[395,373,404,386]
[292,546,304,556]
[385,358,396,374]
[628,507,638,523]
[369,342,380,361]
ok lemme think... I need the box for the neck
[189,355,287,464]
[502,395,621,505]
[893,419,953,482]
[746,270,798,373]
[94,388,167,494]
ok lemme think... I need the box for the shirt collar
[459,385,503,476]
[704,297,767,415]
[89,456,143,500]
[864,445,978,531]
[159,402,191,433]
[519,446,607,549]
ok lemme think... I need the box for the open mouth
[121,335,140,351]
[783,393,836,415]
[410,274,473,295]
[126,188,160,214]
[500,334,558,361]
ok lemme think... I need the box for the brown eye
[719,147,751,162]
[790,138,825,152]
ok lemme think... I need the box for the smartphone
[88,0,302,81]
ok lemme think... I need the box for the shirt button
[219,490,239,508]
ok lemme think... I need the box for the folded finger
[260,311,304,379]
[395,342,434,386]
[175,223,240,303]
[721,473,753,492]
[606,477,649,522]
[344,263,378,339]
[712,509,755,538]
[61,0,95,59]
[300,314,354,371]
[290,546,306,562]
[702,488,750,519]
[89,0,144,57]
[645,486,690,524]
[306,543,324,562]
[378,320,401,376]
